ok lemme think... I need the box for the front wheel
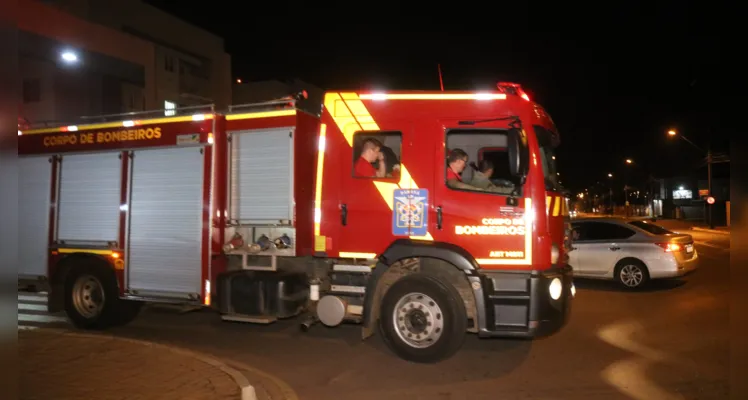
[379,274,467,363]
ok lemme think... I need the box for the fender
[361,239,487,337]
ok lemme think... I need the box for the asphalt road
[19,228,730,399]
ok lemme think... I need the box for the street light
[60,50,79,64]
[625,158,633,164]
[607,173,613,178]
[667,129,677,136]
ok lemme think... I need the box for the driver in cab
[446,149,514,194]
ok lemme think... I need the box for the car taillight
[655,242,682,252]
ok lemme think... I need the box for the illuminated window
[351,131,402,179]
[164,100,176,116]
[445,129,517,195]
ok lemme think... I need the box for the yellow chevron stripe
[324,92,433,241]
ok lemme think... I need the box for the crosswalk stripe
[18,303,48,312]
[18,294,48,303]
[18,313,68,323]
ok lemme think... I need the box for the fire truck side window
[351,131,402,179]
[445,130,516,195]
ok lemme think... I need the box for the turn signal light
[655,242,681,252]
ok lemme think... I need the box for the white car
[569,218,699,289]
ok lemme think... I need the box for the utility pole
[707,144,713,229]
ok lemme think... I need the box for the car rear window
[628,220,673,235]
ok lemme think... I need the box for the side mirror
[507,128,529,184]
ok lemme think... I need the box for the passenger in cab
[469,160,514,194]
[355,138,387,178]
[446,149,473,189]
[380,145,401,178]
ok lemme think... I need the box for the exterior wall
[18,0,156,123]
[18,0,231,124]
[49,0,232,109]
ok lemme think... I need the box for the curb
[692,227,730,235]
[27,328,257,400]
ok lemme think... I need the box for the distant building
[18,0,231,126]
[651,175,730,225]
[232,79,323,116]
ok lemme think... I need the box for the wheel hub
[392,292,445,349]
[72,275,105,318]
[621,265,643,287]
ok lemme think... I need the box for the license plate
[686,244,693,253]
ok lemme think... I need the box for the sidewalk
[20,329,249,400]
[651,219,730,235]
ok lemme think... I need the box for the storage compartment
[228,127,294,224]
[217,270,308,320]
[57,152,121,243]
[127,146,204,299]
[18,156,52,279]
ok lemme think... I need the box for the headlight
[549,277,562,300]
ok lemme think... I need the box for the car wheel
[379,273,467,363]
[615,260,649,289]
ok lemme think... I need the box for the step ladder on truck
[17,83,574,363]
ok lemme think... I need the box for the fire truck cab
[17,83,573,363]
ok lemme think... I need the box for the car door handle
[609,246,620,251]
[340,204,347,226]
[436,206,443,230]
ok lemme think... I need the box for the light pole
[607,173,614,215]
[667,129,713,228]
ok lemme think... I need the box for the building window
[23,79,41,103]
[164,56,175,72]
[164,100,176,116]
[351,131,402,179]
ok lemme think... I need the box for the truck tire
[63,260,121,330]
[379,273,467,363]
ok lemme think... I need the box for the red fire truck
[18,83,574,363]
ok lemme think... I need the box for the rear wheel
[64,260,138,329]
[615,260,649,289]
[379,273,467,363]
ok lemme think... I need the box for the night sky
[146,2,724,194]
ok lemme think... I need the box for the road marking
[18,313,68,323]
[18,303,48,312]
[18,294,48,303]
[598,320,684,400]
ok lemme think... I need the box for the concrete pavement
[20,329,245,400]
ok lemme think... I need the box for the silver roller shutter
[57,153,121,243]
[127,146,204,298]
[230,127,293,223]
[18,156,52,278]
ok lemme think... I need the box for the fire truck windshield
[533,125,561,191]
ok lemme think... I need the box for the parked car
[569,218,698,289]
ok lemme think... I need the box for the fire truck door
[126,146,205,299]
[432,128,529,266]
[335,126,415,256]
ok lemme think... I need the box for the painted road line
[598,320,687,400]
[18,294,48,303]
[18,303,48,312]
[18,314,68,324]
